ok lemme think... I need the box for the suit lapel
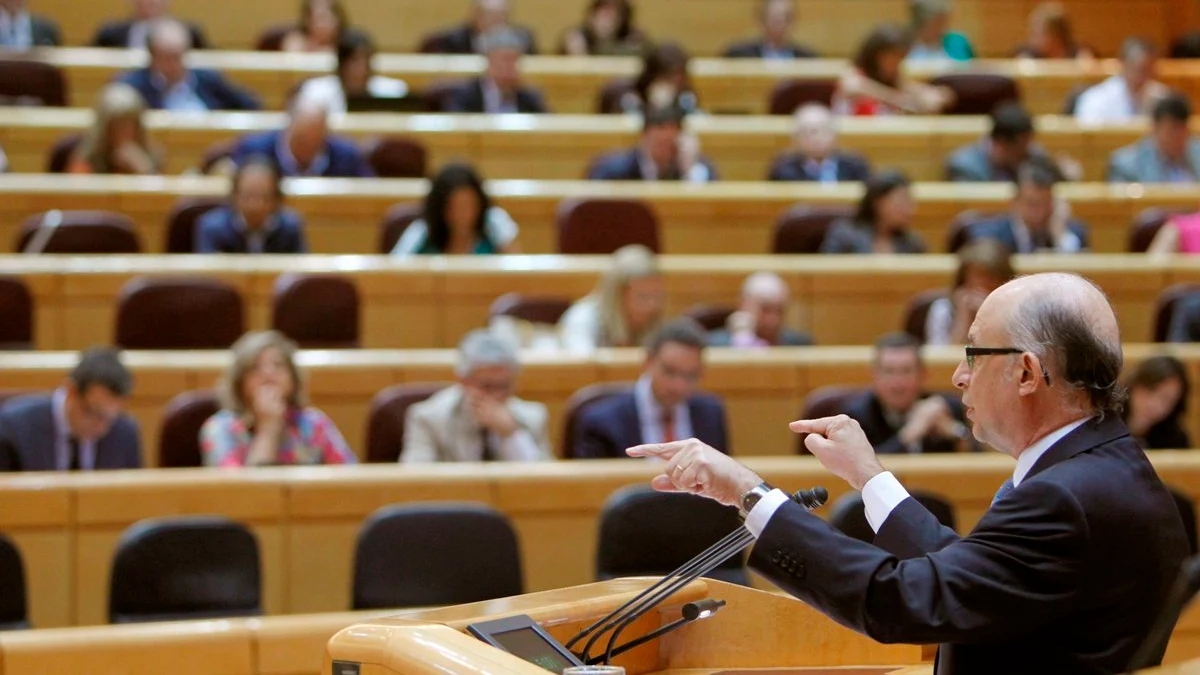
[1025,415,1130,481]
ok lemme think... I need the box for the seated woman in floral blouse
[201,330,355,467]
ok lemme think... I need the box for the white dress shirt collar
[1012,416,1091,486]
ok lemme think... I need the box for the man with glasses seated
[572,317,729,459]
[0,347,141,471]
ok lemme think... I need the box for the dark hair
[231,155,284,201]
[1016,156,1061,190]
[645,317,708,356]
[300,0,347,38]
[1119,36,1156,62]
[854,169,911,227]
[336,31,374,74]
[853,24,912,87]
[584,0,635,45]
[70,347,133,398]
[873,331,922,366]
[1153,93,1192,125]
[953,239,1014,291]
[641,103,686,132]
[1122,355,1190,447]
[990,102,1034,143]
[635,42,693,106]
[423,163,492,253]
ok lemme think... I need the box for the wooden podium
[324,578,927,675]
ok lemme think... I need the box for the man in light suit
[1108,94,1200,184]
[401,329,551,463]
[118,19,259,112]
[573,318,729,459]
[0,347,141,472]
[630,272,1188,675]
[767,103,870,183]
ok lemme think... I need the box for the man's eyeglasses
[964,346,1051,385]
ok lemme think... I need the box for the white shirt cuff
[744,488,791,538]
[862,471,911,533]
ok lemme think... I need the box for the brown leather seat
[364,383,452,463]
[930,73,1020,115]
[164,197,225,253]
[254,24,294,51]
[16,211,141,254]
[377,202,423,253]
[0,58,67,106]
[421,80,464,112]
[771,205,854,253]
[271,273,360,348]
[1129,207,1189,253]
[903,289,950,343]
[158,390,221,468]
[561,382,635,458]
[556,198,661,254]
[945,209,1005,253]
[1155,284,1200,342]
[683,304,736,332]
[0,276,34,350]
[365,136,427,178]
[767,79,837,115]
[45,133,83,173]
[115,277,245,349]
[795,386,865,454]
[489,293,572,325]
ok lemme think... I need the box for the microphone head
[810,486,829,507]
[792,486,828,510]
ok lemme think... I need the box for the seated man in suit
[0,347,141,472]
[967,159,1090,253]
[427,0,536,55]
[231,97,373,177]
[945,102,1065,183]
[708,272,814,347]
[767,103,870,183]
[723,0,817,59]
[1108,94,1200,184]
[92,0,208,48]
[841,332,970,454]
[196,157,307,254]
[573,318,730,459]
[118,19,258,112]
[401,329,551,463]
[0,0,59,48]
[446,27,547,114]
[588,104,718,182]
[1075,37,1168,125]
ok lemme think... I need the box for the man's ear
[1016,352,1044,396]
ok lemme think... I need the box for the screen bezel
[466,614,584,673]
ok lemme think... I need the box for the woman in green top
[906,0,974,63]
[391,163,523,256]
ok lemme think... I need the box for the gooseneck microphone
[584,599,727,664]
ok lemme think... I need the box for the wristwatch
[738,482,775,520]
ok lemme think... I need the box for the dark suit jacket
[767,151,871,182]
[430,22,538,55]
[232,130,373,178]
[722,39,817,59]
[27,14,61,46]
[587,147,719,181]
[118,67,261,111]
[195,206,308,254]
[445,78,548,113]
[842,390,968,454]
[750,415,1189,674]
[0,394,141,472]
[91,19,209,48]
[572,390,729,459]
[967,215,1091,254]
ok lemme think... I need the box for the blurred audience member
[923,240,1014,346]
[1169,294,1200,343]
[618,42,698,114]
[966,159,1089,253]
[1012,1,1092,60]
[1107,94,1200,184]
[572,318,729,459]
[202,331,355,467]
[1075,37,1167,124]
[0,0,60,48]
[562,0,646,56]
[834,24,953,116]
[92,0,208,49]
[559,244,664,352]
[588,104,717,181]
[68,83,162,175]
[839,332,970,454]
[401,330,551,463]
[724,0,816,59]
[768,103,870,182]
[1148,208,1200,256]
[196,157,307,254]
[906,0,973,62]
[446,27,548,113]
[1122,355,1191,450]
[231,98,372,177]
[296,32,407,114]
[281,0,358,53]
[946,102,1076,182]
[391,163,522,256]
[119,19,260,111]
[430,0,537,54]
[708,272,813,348]
[821,169,926,254]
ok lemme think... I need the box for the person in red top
[833,23,954,117]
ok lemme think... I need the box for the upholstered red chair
[1154,284,1200,342]
[684,304,736,332]
[930,73,1020,115]
[158,390,221,468]
[945,210,1005,253]
[365,137,427,178]
[902,289,950,343]
[767,79,837,115]
[488,294,572,325]
[254,24,294,51]
[16,211,141,254]
[271,273,360,348]
[115,277,245,349]
[364,383,452,463]
[561,382,635,458]
[0,276,34,349]
[1128,207,1189,253]
[795,386,865,454]
[770,205,854,253]
[164,197,225,254]
[556,198,660,254]
[45,133,83,173]
[377,202,424,253]
[0,58,67,106]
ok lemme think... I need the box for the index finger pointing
[788,416,842,435]
[626,442,682,459]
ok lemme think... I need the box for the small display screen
[491,626,578,674]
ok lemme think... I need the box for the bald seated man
[230,98,372,177]
[708,272,813,347]
[767,103,871,182]
[118,19,258,112]
[630,272,1189,675]
[428,0,537,55]
[92,0,208,49]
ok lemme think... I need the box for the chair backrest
[0,58,67,106]
[771,205,855,253]
[489,293,572,325]
[0,276,34,350]
[377,202,423,253]
[46,133,83,173]
[684,304,736,332]
[597,78,636,114]
[365,382,451,463]
[109,516,262,623]
[902,289,949,343]
[768,79,837,115]
[271,273,360,348]
[0,533,29,630]
[930,73,1020,115]
[115,277,245,350]
[556,198,661,254]
[365,136,428,178]
[199,139,238,174]
[1126,553,1200,671]
[827,490,957,544]
[254,24,294,51]
[1060,83,1089,115]
[417,29,454,54]
[795,386,865,454]
[157,390,221,469]
[352,502,523,609]
[164,197,225,254]
[16,211,141,254]
[1154,284,1200,342]
[596,485,749,585]
[945,209,1004,253]
[1170,486,1199,556]
[1129,208,1187,253]
[561,382,635,458]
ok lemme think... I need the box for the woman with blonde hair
[67,82,162,175]
[923,239,1015,345]
[558,244,665,352]
[201,330,355,467]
